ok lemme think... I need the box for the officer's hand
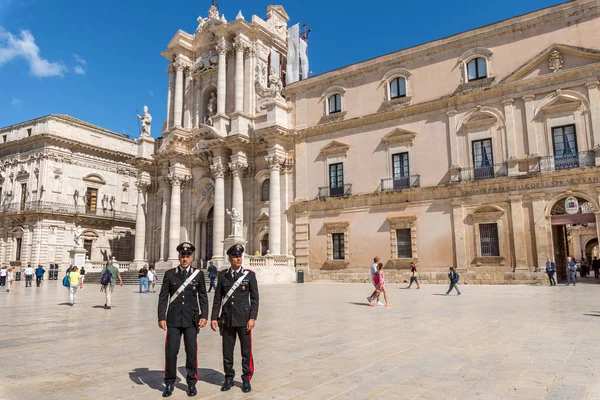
[210,320,218,331]
[198,318,207,329]
[158,320,167,331]
[246,319,256,332]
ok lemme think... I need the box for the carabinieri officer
[158,242,208,398]
[211,244,259,393]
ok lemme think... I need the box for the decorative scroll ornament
[549,50,564,73]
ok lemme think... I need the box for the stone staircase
[83,270,211,286]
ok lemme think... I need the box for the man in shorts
[407,262,420,289]
[367,256,383,306]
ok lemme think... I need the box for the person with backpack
[68,266,83,306]
[446,266,461,295]
[138,265,149,293]
[100,258,123,309]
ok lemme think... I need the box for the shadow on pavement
[348,302,371,307]
[583,313,600,317]
[57,302,72,306]
[129,368,167,392]
[432,293,450,296]
[91,305,113,308]
[194,367,225,387]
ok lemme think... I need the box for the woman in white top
[6,267,14,292]
[148,266,157,293]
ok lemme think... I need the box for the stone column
[216,38,228,114]
[167,175,182,261]
[133,182,147,262]
[595,212,600,253]
[451,200,467,271]
[522,95,538,155]
[509,195,529,271]
[531,193,549,271]
[210,162,226,260]
[195,219,202,267]
[234,39,245,112]
[183,68,193,128]
[200,221,207,261]
[502,99,517,159]
[166,64,175,130]
[229,162,247,231]
[266,156,285,255]
[159,183,169,261]
[173,61,185,127]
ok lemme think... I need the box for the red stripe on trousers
[194,343,198,380]
[164,332,168,374]
[248,331,254,381]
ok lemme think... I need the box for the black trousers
[222,326,254,381]
[164,326,198,385]
[36,276,42,286]
[547,271,556,285]
[0,276,5,286]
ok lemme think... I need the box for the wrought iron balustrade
[381,175,420,191]
[0,201,135,220]
[317,183,352,199]
[537,151,595,172]
[459,163,508,182]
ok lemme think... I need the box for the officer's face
[228,255,242,269]
[179,252,193,268]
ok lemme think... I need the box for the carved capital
[216,37,228,55]
[228,161,248,177]
[265,155,285,171]
[167,174,184,186]
[210,163,227,179]
[167,64,175,75]
[135,181,150,192]
[234,39,246,53]
[173,61,186,72]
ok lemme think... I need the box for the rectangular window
[20,183,27,211]
[472,139,494,180]
[332,233,344,260]
[86,187,98,213]
[396,228,412,258]
[84,239,93,260]
[27,128,32,137]
[479,223,499,257]
[552,124,578,170]
[15,237,22,261]
[329,163,344,197]
[328,94,341,114]
[467,58,487,81]
[392,152,410,189]
[2,135,6,143]
[390,78,406,99]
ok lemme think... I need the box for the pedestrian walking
[211,244,259,393]
[138,264,149,293]
[407,262,420,289]
[68,266,83,306]
[148,266,157,293]
[446,267,461,295]
[207,261,217,292]
[6,267,14,292]
[24,264,34,287]
[370,262,391,307]
[158,242,208,398]
[367,256,383,306]
[593,257,600,279]
[545,258,556,286]
[80,266,86,286]
[566,256,577,286]
[100,257,123,309]
[0,266,6,287]
[35,265,45,287]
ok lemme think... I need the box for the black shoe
[242,380,251,393]
[105,306,111,309]
[162,383,174,398]
[220,378,233,392]
[186,383,197,397]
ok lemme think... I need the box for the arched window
[467,58,487,81]
[328,94,342,114]
[261,179,270,202]
[389,77,406,99]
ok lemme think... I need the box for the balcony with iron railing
[536,151,595,172]
[458,163,508,182]
[0,201,136,220]
[317,183,352,199]
[381,175,420,192]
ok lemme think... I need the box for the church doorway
[550,196,597,281]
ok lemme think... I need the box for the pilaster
[509,195,529,271]
[451,200,467,271]
[522,94,538,156]
[531,193,549,272]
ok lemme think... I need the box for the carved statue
[268,66,284,99]
[196,5,226,32]
[193,51,219,75]
[226,208,242,238]
[73,189,79,207]
[73,225,83,247]
[206,92,217,125]
[549,50,564,73]
[137,105,152,137]
[255,64,284,101]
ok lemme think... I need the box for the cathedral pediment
[320,140,350,157]
[500,44,600,84]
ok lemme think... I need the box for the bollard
[297,269,304,284]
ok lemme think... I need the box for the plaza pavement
[1,280,600,399]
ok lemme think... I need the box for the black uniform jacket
[211,267,259,328]
[158,266,209,328]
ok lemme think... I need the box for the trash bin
[16,271,21,281]
[48,265,54,280]
[297,269,304,284]
[53,269,59,280]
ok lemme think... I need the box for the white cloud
[74,65,85,76]
[11,97,22,106]
[0,26,66,78]
[73,53,86,66]
[148,90,154,97]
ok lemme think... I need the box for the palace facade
[0,115,139,269]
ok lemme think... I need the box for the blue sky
[0,0,565,138]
